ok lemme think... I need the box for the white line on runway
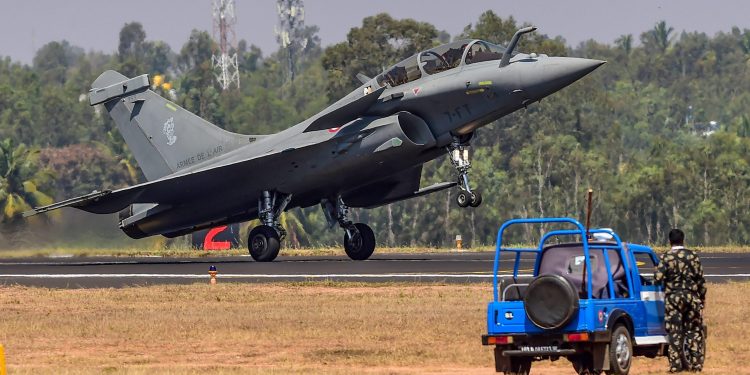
[1,273,749,279]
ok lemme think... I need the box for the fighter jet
[25,27,604,262]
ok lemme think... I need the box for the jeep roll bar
[492,217,637,303]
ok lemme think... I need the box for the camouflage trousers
[665,291,705,372]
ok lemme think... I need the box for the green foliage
[0,139,54,227]
[642,20,675,54]
[1,14,750,247]
[39,143,136,197]
[236,40,263,73]
[33,40,84,84]
[321,13,438,100]
[615,34,633,55]
[118,22,176,76]
[458,11,566,57]
[177,30,220,122]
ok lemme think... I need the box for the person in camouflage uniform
[655,229,707,373]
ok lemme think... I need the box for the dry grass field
[1,282,749,374]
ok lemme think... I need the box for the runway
[1,252,749,288]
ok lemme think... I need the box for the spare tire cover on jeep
[523,274,579,330]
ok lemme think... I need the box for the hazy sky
[1,0,749,64]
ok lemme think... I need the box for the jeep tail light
[487,335,514,345]
[564,333,590,342]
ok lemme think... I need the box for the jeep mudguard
[606,309,634,335]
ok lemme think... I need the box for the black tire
[344,223,375,260]
[606,325,632,375]
[248,225,281,262]
[469,190,483,207]
[523,274,579,330]
[504,357,531,375]
[456,191,470,207]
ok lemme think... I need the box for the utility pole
[211,0,240,90]
[276,0,306,81]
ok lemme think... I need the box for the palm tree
[738,30,750,75]
[0,139,55,229]
[739,30,750,56]
[239,210,309,249]
[280,210,309,248]
[104,131,139,184]
[737,115,750,138]
[651,21,674,53]
[615,34,633,56]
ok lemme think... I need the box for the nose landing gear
[322,196,376,260]
[448,136,482,208]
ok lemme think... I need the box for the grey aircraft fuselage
[27,28,604,249]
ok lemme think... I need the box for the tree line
[1,12,749,247]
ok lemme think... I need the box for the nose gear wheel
[447,136,482,208]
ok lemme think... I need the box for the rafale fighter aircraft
[26,27,604,262]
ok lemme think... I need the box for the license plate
[519,345,558,352]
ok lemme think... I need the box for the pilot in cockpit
[442,44,468,68]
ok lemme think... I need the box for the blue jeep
[482,218,667,375]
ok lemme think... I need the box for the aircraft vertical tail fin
[90,70,251,181]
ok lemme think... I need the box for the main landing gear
[247,191,376,262]
[448,136,482,208]
[322,196,376,260]
[248,191,292,262]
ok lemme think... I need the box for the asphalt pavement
[0,252,748,288]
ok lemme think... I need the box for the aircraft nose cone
[522,57,605,100]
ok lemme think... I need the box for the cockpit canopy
[375,40,511,88]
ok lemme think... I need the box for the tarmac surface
[0,252,749,288]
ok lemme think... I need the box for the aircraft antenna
[211,0,240,90]
[276,0,306,81]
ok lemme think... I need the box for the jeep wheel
[607,325,632,375]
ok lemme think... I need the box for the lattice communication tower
[276,0,307,81]
[212,0,240,90]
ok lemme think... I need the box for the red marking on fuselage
[412,87,421,95]
[328,127,341,133]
